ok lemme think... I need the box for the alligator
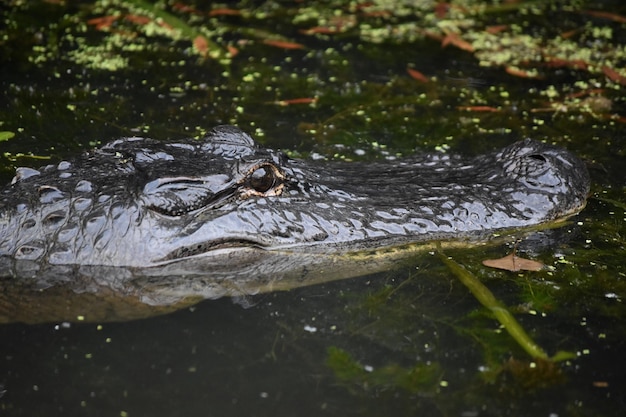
[0,125,590,323]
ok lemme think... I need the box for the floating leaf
[482,253,545,272]
[407,67,429,83]
[566,88,605,99]
[583,10,626,23]
[208,8,241,17]
[0,131,15,142]
[227,45,239,57]
[262,39,305,49]
[485,25,508,34]
[301,26,339,35]
[275,97,318,106]
[87,15,119,30]
[171,3,201,15]
[545,57,588,70]
[602,66,626,85]
[457,106,500,112]
[125,14,152,25]
[300,17,357,35]
[434,3,449,18]
[193,35,209,56]
[441,32,474,52]
[560,28,581,39]
[505,66,542,79]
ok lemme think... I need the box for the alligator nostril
[527,154,547,162]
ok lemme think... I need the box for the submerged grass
[326,346,442,394]
[437,246,576,362]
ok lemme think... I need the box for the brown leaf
[407,67,429,83]
[301,15,355,34]
[560,28,581,39]
[505,66,543,79]
[262,39,305,49]
[606,114,626,124]
[583,10,626,23]
[124,14,152,25]
[441,32,474,52]
[193,36,209,56]
[301,26,339,35]
[87,15,119,31]
[482,253,545,272]
[227,45,239,57]
[172,3,202,15]
[457,105,500,112]
[434,2,450,19]
[208,8,242,17]
[602,66,626,85]
[485,25,508,34]
[275,97,318,106]
[565,88,605,99]
[545,57,588,70]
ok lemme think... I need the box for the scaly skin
[0,126,590,321]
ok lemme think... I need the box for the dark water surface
[2,1,626,416]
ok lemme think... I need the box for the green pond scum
[1,0,626,416]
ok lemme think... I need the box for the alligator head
[0,126,590,321]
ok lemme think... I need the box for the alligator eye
[244,164,284,196]
[248,166,276,192]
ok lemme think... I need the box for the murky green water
[1,1,626,416]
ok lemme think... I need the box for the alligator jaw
[157,238,267,262]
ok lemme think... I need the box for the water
[1,261,623,416]
[1,1,626,415]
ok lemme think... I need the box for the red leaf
[276,97,318,106]
[545,58,588,70]
[457,106,500,112]
[583,10,626,23]
[87,15,119,30]
[157,20,174,31]
[441,32,474,52]
[125,14,152,25]
[209,8,241,17]
[602,66,626,85]
[262,39,305,49]
[172,3,202,14]
[560,29,580,39]
[301,26,339,35]
[505,66,542,79]
[434,3,450,19]
[406,68,429,83]
[485,25,508,34]
[227,45,239,57]
[193,36,209,56]
[565,88,605,99]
